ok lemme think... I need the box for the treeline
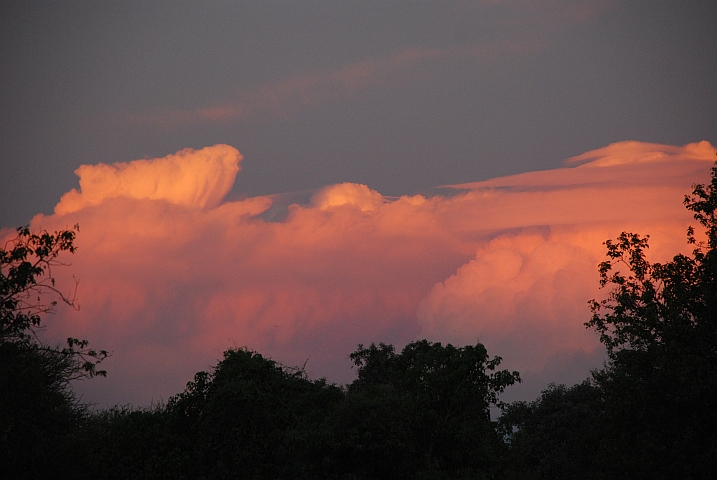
[76,341,519,479]
[3,163,717,479]
[4,333,716,479]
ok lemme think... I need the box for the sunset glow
[5,4,717,477]
[7,140,713,405]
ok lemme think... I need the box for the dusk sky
[2,1,716,407]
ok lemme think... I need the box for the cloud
[566,139,717,167]
[130,0,611,131]
[311,183,386,211]
[54,145,242,214]
[14,140,715,406]
[137,37,551,129]
[130,48,442,129]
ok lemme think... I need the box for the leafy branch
[1,224,108,378]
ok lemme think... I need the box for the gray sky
[2,0,716,228]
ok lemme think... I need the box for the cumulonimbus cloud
[10,140,715,406]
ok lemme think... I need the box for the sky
[1,1,716,407]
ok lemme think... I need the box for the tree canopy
[1,224,108,377]
[79,341,519,479]
[1,225,108,479]
[502,160,717,479]
[340,340,519,478]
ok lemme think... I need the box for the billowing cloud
[312,183,387,211]
[55,145,242,214]
[14,140,715,406]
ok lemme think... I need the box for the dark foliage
[82,341,518,479]
[83,348,345,480]
[0,341,90,479]
[167,348,344,479]
[0,225,107,479]
[337,340,519,479]
[501,160,717,479]
[499,381,606,479]
[1,225,108,377]
[81,405,188,480]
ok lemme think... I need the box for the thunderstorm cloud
[11,140,715,405]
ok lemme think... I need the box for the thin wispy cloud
[128,1,611,130]
[129,48,441,129]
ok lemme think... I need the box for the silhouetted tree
[84,340,520,479]
[1,225,107,375]
[331,340,520,479]
[0,225,107,479]
[501,159,717,479]
[499,381,606,479]
[163,347,344,479]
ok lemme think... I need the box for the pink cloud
[14,140,715,406]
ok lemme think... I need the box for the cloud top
[55,144,241,214]
[312,183,385,211]
[566,140,716,167]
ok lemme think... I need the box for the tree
[500,160,717,479]
[1,225,108,479]
[586,160,717,365]
[334,340,520,479]
[93,341,519,479]
[163,347,344,479]
[349,340,520,419]
[498,381,606,480]
[1,224,107,377]
[581,161,717,478]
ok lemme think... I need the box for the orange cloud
[55,145,242,214]
[16,140,715,406]
[565,139,716,166]
[311,183,387,211]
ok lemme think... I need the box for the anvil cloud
[13,140,715,406]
